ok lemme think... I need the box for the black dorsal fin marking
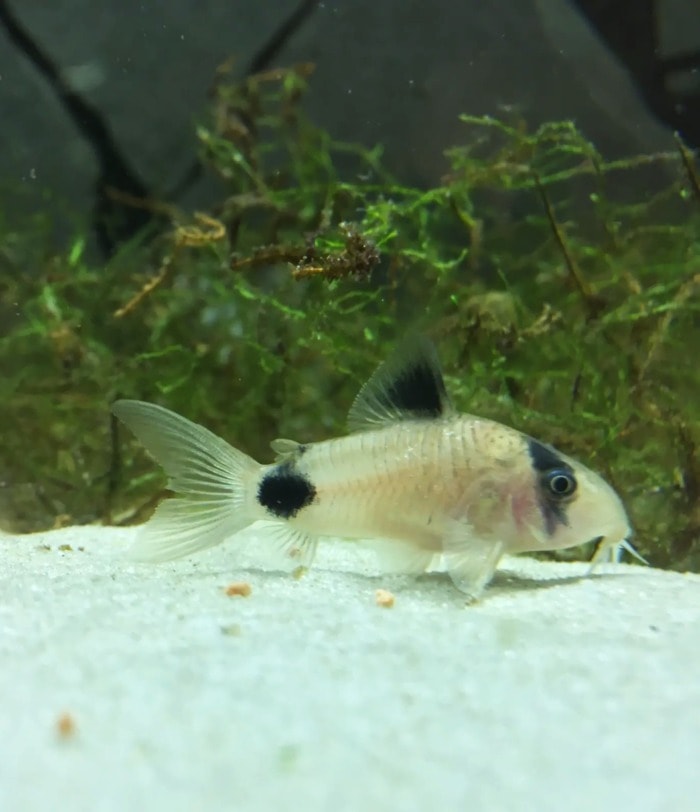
[347,335,453,432]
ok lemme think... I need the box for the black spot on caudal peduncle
[257,463,316,519]
[527,438,574,536]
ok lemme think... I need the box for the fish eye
[545,469,577,498]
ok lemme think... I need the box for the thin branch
[534,174,602,317]
[675,132,700,206]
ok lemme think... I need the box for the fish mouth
[589,534,648,567]
[590,534,617,566]
[588,535,615,570]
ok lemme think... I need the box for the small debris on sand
[224,581,252,598]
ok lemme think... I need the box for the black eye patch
[527,438,576,535]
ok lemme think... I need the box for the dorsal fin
[347,335,453,432]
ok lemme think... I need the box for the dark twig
[0,0,156,255]
[247,0,322,75]
[674,132,700,206]
[534,174,602,317]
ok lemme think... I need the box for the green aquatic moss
[0,64,698,570]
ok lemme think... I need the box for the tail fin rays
[112,400,261,562]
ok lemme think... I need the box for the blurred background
[1,0,697,252]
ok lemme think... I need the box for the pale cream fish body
[112,337,637,599]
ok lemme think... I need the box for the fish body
[112,337,635,599]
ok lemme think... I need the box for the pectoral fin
[441,519,504,602]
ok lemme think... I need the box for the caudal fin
[112,399,261,562]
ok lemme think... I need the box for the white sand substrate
[1,525,699,812]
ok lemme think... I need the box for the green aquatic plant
[0,63,698,571]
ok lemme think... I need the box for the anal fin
[441,519,504,602]
[256,521,319,574]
